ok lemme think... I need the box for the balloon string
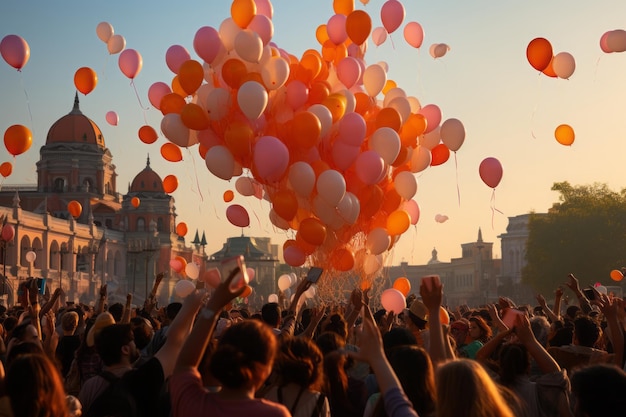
[593,56,601,86]
[454,152,461,207]
[389,33,395,50]
[489,189,504,229]
[130,80,149,111]
[187,148,204,203]
[19,72,34,131]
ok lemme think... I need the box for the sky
[2,0,626,267]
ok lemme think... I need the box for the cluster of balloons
[526,37,575,79]
[600,29,626,53]
[96,22,126,55]
[148,0,467,278]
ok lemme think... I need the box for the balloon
[278,274,291,291]
[1,224,14,241]
[299,218,327,246]
[178,60,204,95]
[67,200,82,218]
[404,22,424,48]
[552,52,575,79]
[438,306,450,325]
[253,136,289,182]
[288,162,316,197]
[380,0,405,34]
[193,26,222,64]
[206,145,235,181]
[107,34,126,54]
[165,45,191,74]
[176,222,188,236]
[367,228,391,255]
[429,43,450,59]
[355,151,385,185]
[610,269,624,282]
[440,118,465,152]
[410,146,432,173]
[138,125,158,144]
[526,37,553,71]
[268,293,279,303]
[284,245,306,267]
[181,103,210,131]
[118,49,142,79]
[4,124,32,156]
[403,199,420,225]
[74,67,98,95]
[419,104,442,134]
[393,277,411,296]
[435,214,449,223]
[330,247,355,271]
[203,268,222,288]
[105,111,118,126]
[226,204,250,227]
[148,82,172,110]
[346,10,372,45]
[160,93,186,115]
[0,162,12,178]
[234,30,263,63]
[394,171,418,200]
[131,197,140,208]
[174,280,196,298]
[381,288,406,314]
[223,190,235,202]
[238,81,268,120]
[185,263,199,280]
[387,210,410,235]
[262,56,290,90]
[316,169,346,207]
[430,144,450,166]
[25,250,36,263]
[371,27,387,46]
[479,157,503,189]
[231,0,256,28]
[554,124,575,146]
[370,127,400,164]
[163,175,179,193]
[0,35,30,70]
[248,14,274,46]
[605,30,626,53]
[363,64,387,97]
[96,22,114,43]
[336,57,362,89]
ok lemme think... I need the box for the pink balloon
[148,82,172,110]
[381,0,405,34]
[169,259,183,273]
[419,104,442,134]
[284,245,306,267]
[479,157,503,189]
[1,224,15,241]
[372,27,388,46]
[226,204,250,227]
[107,34,126,54]
[332,142,361,171]
[253,136,289,182]
[0,35,30,70]
[355,150,385,185]
[202,268,222,288]
[403,22,424,48]
[254,0,274,18]
[286,80,309,110]
[338,112,366,146]
[193,27,223,64]
[600,31,612,53]
[403,199,420,225]
[246,267,256,282]
[165,45,191,74]
[118,49,142,79]
[381,288,406,314]
[336,57,362,89]
[247,14,274,46]
[327,14,348,45]
[105,111,119,126]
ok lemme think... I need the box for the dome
[46,94,105,148]
[130,156,164,193]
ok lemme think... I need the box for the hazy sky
[2,0,626,266]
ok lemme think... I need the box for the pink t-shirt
[169,368,291,417]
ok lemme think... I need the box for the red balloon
[0,35,30,70]
[526,38,553,72]
[226,204,250,228]
[1,224,15,241]
[67,200,82,218]
[162,175,179,193]
[479,157,503,189]
[0,162,12,178]
[138,125,158,144]
[430,143,450,166]
[74,67,98,95]
[131,197,140,208]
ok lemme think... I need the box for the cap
[409,300,428,321]
[86,312,116,347]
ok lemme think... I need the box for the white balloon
[262,56,290,90]
[25,250,36,263]
[316,170,346,207]
[219,18,241,51]
[367,228,391,255]
[234,30,264,63]
[410,145,432,173]
[174,280,196,298]
[307,104,333,138]
[237,81,268,120]
[288,162,316,198]
[205,145,235,181]
[206,88,231,121]
[552,52,576,79]
[363,64,387,97]
[184,263,200,279]
[394,171,418,200]
[370,127,400,164]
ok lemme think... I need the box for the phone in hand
[306,267,324,283]
[582,287,596,301]
[502,308,524,329]
[221,255,249,291]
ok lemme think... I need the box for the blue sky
[2,0,626,266]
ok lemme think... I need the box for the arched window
[137,218,145,232]
[53,178,66,192]
[83,178,94,192]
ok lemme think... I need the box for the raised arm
[420,275,450,365]
[121,293,132,324]
[95,284,107,315]
[595,292,624,368]
[536,292,559,323]
[564,274,592,314]
[39,287,63,319]
[280,276,311,337]
[516,314,561,374]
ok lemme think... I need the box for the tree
[523,182,626,295]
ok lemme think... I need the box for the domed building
[0,94,202,306]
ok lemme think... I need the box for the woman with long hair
[460,316,492,359]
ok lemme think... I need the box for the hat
[86,312,115,347]
[409,300,428,321]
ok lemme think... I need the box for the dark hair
[382,327,417,352]
[565,305,580,320]
[323,313,348,341]
[315,331,345,356]
[275,335,323,390]
[571,364,626,417]
[468,316,492,342]
[549,326,573,347]
[6,353,68,417]
[261,303,281,327]
[95,324,134,366]
[498,343,530,387]
[166,302,183,320]
[3,316,17,333]
[107,302,124,323]
[6,341,44,368]
[573,316,600,347]
[130,317,153,350]
[209,320,276,389]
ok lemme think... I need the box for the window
[137,218,145,232]
[53,178,66,192]
[157,218,164,231]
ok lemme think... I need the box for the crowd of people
[0,269,624,417]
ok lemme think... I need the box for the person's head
[66,395,82,417]
[275,335,323,390]
[468,316,492,342]
[6,353,68,417]
[323,313,348,341]
[10,322,39,344]
[450,319,470,347]
[386,345,436,417]
[530,315,550,347]
[407,301,428,330]
[61,311,79,334]
[549,325,573,347]
[573,316,600,347]
[95,323,138,366]
[382,326,417,352]
[498,343,530,387]
[130,317,154,350]
[209,320,277,391]
[5,341,44,368]
[571,364,626,417]
[315,331,346,356]
[261,302,281,328]
[566,305,581,321]
[436,359,515,417]
[107,302,124,323]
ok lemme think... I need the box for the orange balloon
[393,277,411,296]
[354,92,373,115]
[381,188,402,214]
[175,256,187,275]
[346,10,372,45]
[160,93,186,115]
[358,184,384,219]
[171,75,186,97]
[295,232,317,255]
[67,200,82,218]
[382,80,397,95]
[224,121,254,158]
[4,124,32,156]
[138,125,158,144]
[610,269,624,282]
[376,107,402,131]
[386,210,411,236]
[178,60,204,95]
[430,143,450,166]
[299,217,327,246]
[163,175,179,193]
[330,247,355,271]
[333,0,354,15]
[222,58,248,89]
[526,37,553,72]
[181,103,210,130]
[292,111,321,148]
[231,0,256,28]
[131,196,140,208]
[309,80,331,105]
[176,222,188,237]
[161,143,183,162]
[298,53,322,84]
[0,162,12,178]
[73,67,98,95]
[316,24,329,45]
[554,124,575,146]
[240,285,253,298]
[322,94,347,122]
[198,143,209,159]
[272,189,298,221]
[223,190,234,202]
[542,57,558,78]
